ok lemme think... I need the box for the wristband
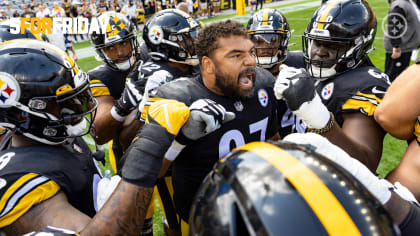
[164,140,186,161]
[111,106,127,122]
[306,112,335,134]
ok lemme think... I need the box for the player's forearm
[93,104,124,145]
[80,181,153,236]
[375,64,420,139]
[374,108,415,140]
[323,124,383,172]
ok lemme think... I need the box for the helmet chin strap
[65,118,87,137]
[115,55,135,71]
[310,64,337,80]
[257,56,279,68]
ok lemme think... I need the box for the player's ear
[202,56,215,75]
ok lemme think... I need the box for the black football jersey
[88,64,131,99]
[284,50,305,69]
[316,65,390,125]
[88,64,131,160]
[0,143,102,228]
[277,51,306,137]
[150,67,279,221]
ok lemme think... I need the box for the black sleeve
[399,202,420,236]
[389,6,406,47]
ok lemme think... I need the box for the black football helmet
[0,39,97,145]
[247,8,290,69]
[0,20,43,42]
[190,141,397,236]
[90,11,139,71]
[143,9,201,65]
[302,0,377,79]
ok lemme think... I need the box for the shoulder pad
[255,67,275,89]
[152,77,205,105]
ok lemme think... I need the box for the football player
[88,11,162,235]
[121,9,201,147]
[246,8,305,138]
[375,59,420,201]
[275,0,390,172]
[141,20,280,234]
[120,9,202,235]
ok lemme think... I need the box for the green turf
[76,1,407,234]
[73,40,93,50]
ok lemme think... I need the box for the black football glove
[114,61,146,117]
[274,65,330,129]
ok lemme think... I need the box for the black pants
[257,0,263,9]
[385,51,412,82]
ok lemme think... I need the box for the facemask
[66,118,87,137]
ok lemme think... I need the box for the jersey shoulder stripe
[341,91,381,116]
[0,173,59,227]
[415,118,420,146]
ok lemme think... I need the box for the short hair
[195,20,249,63]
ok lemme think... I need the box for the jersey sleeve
[0,173,60,228]
[341,90,382,116]
[414,117,420,146]
[340,71,389,117]
[89,79,111,97]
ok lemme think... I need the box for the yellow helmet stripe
[262,10,269,26]
[317,1,339,30]
[238,142,362,236]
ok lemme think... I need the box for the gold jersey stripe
[342,100,376,116]
[91,86,111,97]
[0,176,60,227]
[414,119,420,144]
[238,142,361,236]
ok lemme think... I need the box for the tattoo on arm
[80,181,154,236]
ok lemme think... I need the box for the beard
[214,67,256,100]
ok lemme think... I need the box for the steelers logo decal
[148,26,164,45]
[321,82,334,100]
[0,72,20,108]
[258,89,268,107]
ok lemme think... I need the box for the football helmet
[143,9,201,66]
[90,11,139,71]
[0,39,97,145]
[247,8,290,69]
[190,141,397,236]
[302,0,377,79]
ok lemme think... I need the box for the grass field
[75,0,409,234]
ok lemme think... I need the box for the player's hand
[274,65,330,130]
[114,78,144,117]
[274,65,314,109]
[179,99,236,141]
[165,99,235,161]
[114,62,145,117]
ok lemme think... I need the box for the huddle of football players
[0,0,420,235]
